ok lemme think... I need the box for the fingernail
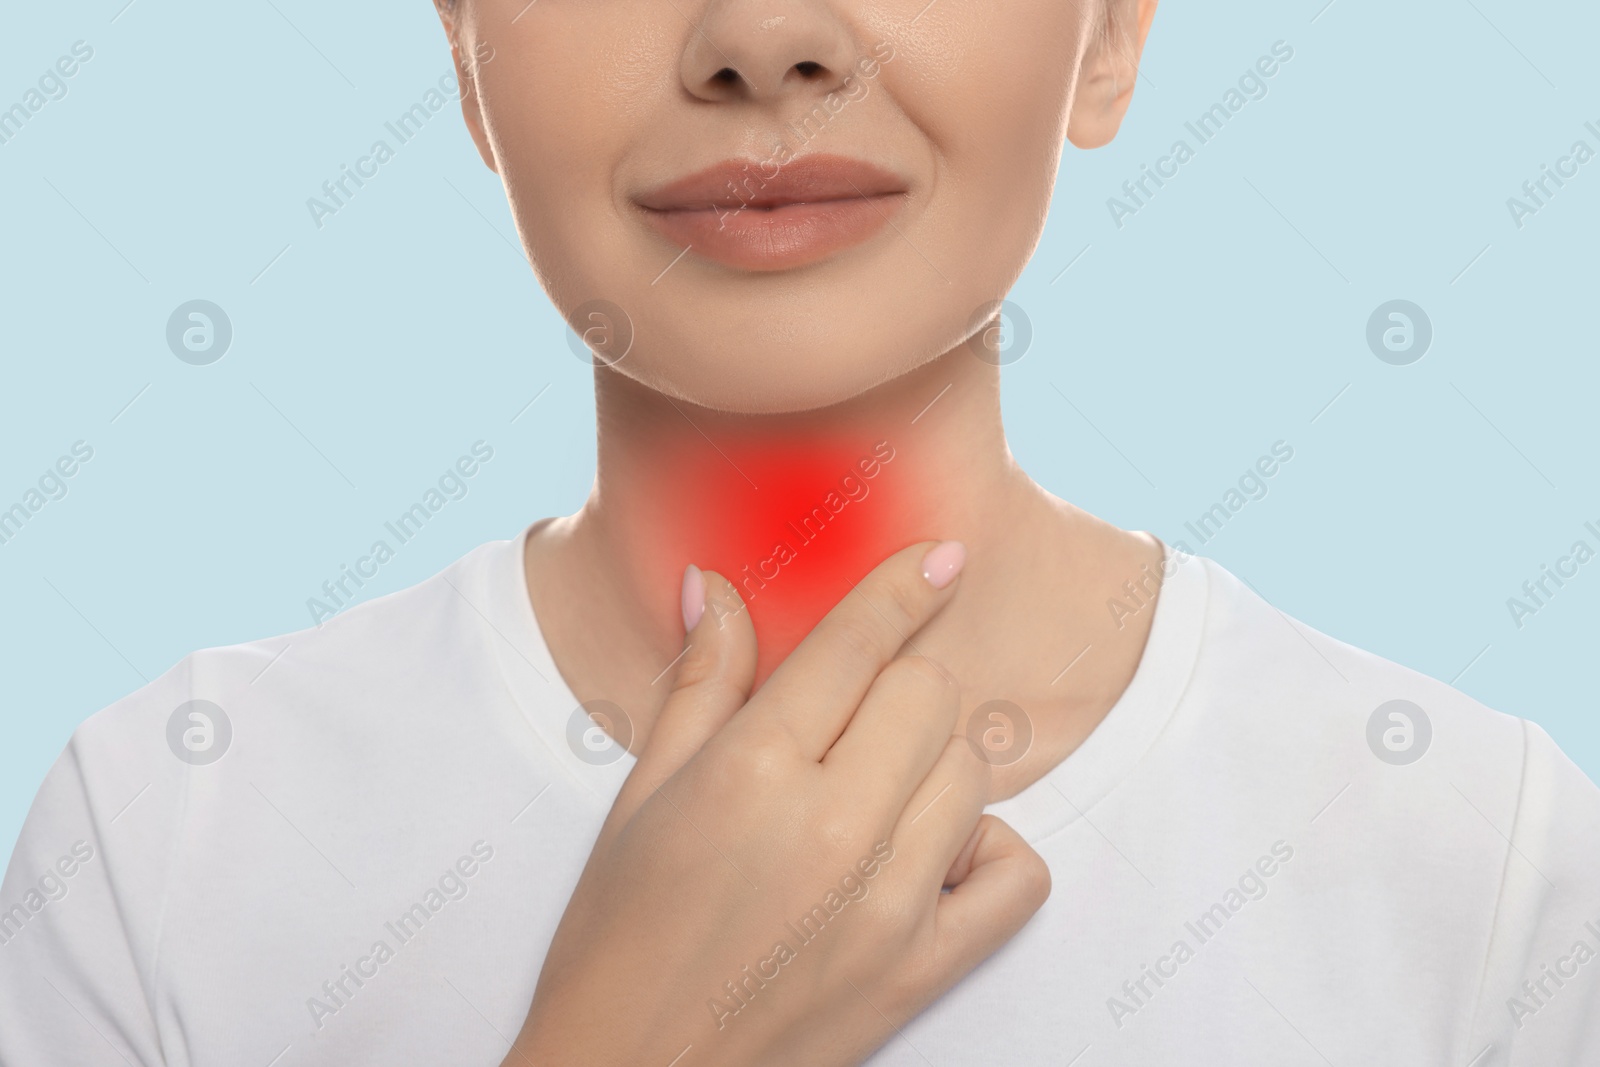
[681,564,706,632]
[921,541,966,589]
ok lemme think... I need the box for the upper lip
[635,153,908,212]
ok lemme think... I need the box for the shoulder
[1170,554,1600,1051]
[68,534,519,760]
[1184,553,1600,916]
[5,533,531,908]
[1183,552,1538,770]
[1173,550,1599,897]
[0,532,545,1065]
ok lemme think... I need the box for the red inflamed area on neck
[657,434,910,681]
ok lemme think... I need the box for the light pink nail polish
[921,541,967,589]
[681,564,706,632]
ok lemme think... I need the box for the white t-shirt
[2,527,1597,1066]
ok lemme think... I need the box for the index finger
[751,539,966,761]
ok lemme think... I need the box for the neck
[529,343,1166,797]
[575,345,1030,685]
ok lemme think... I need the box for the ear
[435,1,499,173]
[1068,0,1159,150]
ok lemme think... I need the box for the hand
[506,541,1051,1067]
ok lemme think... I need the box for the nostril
[713,67,739,84]
[793,60,823,78]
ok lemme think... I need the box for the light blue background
[2,0,1596,861]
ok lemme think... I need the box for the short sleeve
[1466,719,1600,1065]
[0,738,165,1067]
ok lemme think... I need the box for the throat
[623,430,917,684]
[549,350,1022,702]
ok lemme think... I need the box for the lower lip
[639,194,905,272]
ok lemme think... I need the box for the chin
[584,262,988,416]
[616,335,927,416]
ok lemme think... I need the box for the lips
[634,154,908,272]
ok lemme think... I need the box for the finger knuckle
[720,727,793,789]
[948,734,991,778]
[808,807,869,858]
[832,618,886,671]
[865,567,925,637]
[670,641,721,692]
[856,876,917,936]
[882,654,952,695]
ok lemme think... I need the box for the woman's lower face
[442,0,1128,414]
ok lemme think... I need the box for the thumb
[625,565,757,795]
[931,815,1052,981]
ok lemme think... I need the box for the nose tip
[681,2,859,102]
